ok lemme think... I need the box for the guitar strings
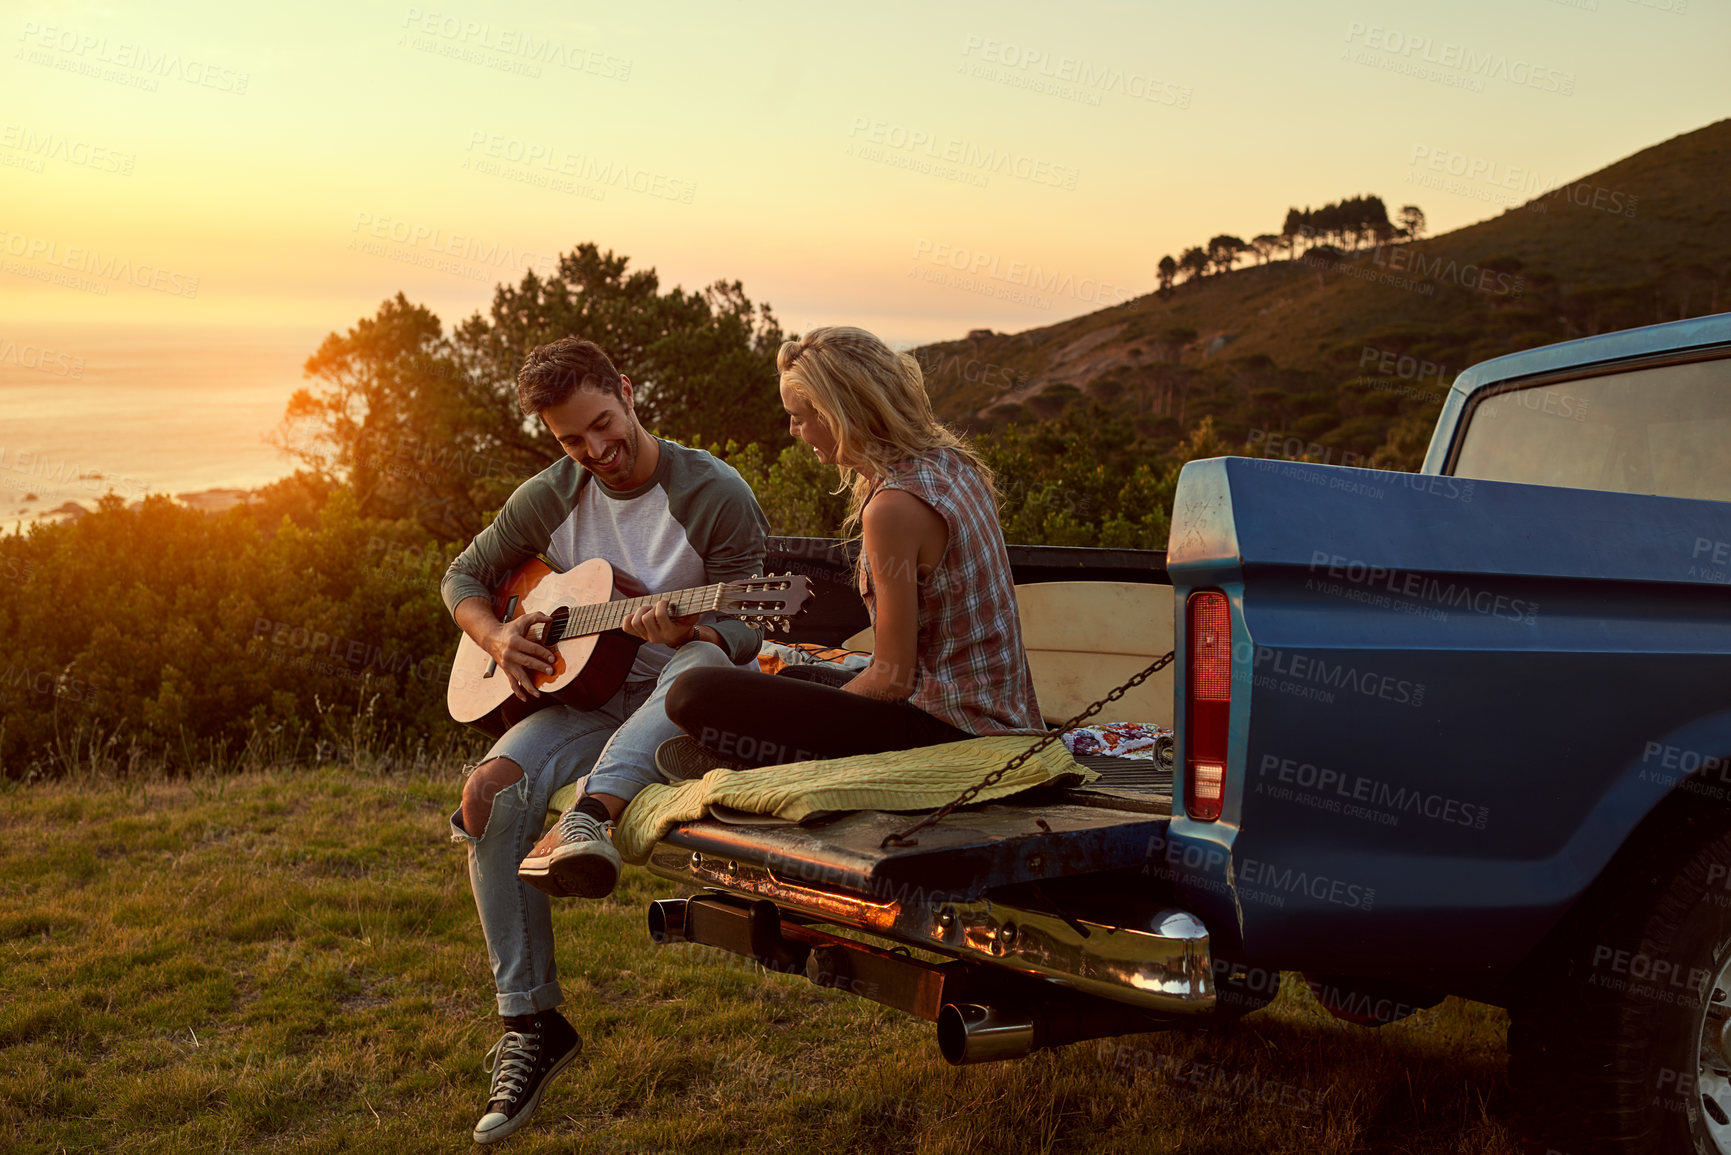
[542,583,732,644]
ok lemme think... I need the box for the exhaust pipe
[936,997,1171,1066]
[937,1003,1036,1064]
[646,897,806,972]
[647,899,687,944]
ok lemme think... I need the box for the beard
[583,411,643,485]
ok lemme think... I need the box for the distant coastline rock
[176,488,251,514]
[47,501,88,520]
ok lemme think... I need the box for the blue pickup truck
[643,312,1731,1153]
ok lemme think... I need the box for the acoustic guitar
[447,556,811,736]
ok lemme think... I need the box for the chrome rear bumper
[646,841,1215,1016]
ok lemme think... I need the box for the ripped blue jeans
[447,640,739,1016]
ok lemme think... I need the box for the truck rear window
[1452,357,1731,502]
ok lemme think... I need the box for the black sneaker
[472,1009,581,1145]
[654,735,749,780]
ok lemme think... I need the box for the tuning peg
[780,621,790,634]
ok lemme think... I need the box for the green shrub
[0,479,473,780]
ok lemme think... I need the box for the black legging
[665,665,968,767]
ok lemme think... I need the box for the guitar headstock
[718,573,813,634]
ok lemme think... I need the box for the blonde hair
[777,326,995,536]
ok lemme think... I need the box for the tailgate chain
[880,650,1176,848]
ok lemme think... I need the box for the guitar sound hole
[545,606,571,647]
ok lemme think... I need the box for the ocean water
[0,323,327,527]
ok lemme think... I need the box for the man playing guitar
[441,337,768,1144]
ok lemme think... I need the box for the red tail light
[1186,590,1231,821]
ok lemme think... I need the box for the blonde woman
[660,326,1041,772]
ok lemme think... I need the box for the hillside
[915,119,1731,468]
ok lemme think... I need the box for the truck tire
[1508,804,1731,1154]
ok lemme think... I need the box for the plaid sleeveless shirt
[860,447,1043,735]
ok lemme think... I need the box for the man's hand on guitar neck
[621,598,707,649]
[455,599,558,701]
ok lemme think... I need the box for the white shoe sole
[518,842,622,899]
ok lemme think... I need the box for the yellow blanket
[555,735,1094,864]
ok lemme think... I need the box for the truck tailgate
[649,758,1171,904]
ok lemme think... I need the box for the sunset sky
[2,0,1725,347]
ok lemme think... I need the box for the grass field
[1,766,1521,1154]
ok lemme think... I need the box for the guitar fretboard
[545,583,726,643]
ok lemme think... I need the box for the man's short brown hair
[516,338,624,415]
